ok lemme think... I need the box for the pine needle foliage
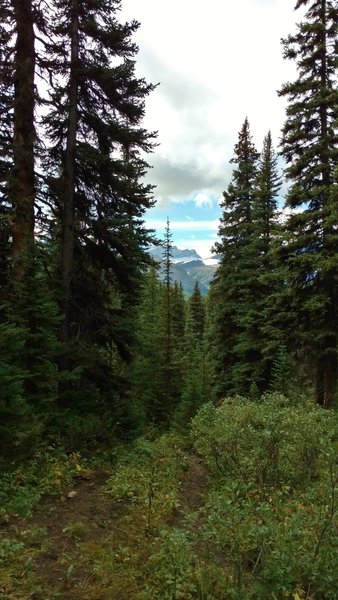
[278,0,338,406]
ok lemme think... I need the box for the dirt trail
[34,471,113,539]
[1,471,115,597]
[173,453,208,524]
[1,453,210,598]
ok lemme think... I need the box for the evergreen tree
[0,0,62,444]
[250,131,283,387]
[210,118,259,398]
[42,0,156,405]
[175,285,209,428]
[171,281,186,343]
[0,0,157,451]
[269,342,296,398]
[134,221,188,425]
[278,0,338,406]
[253,131,282,257]
[131,265,164,423]
[160,218,176,415]
[0,322,32,466]
[175,345,208,428]
[187,281,205,344]
[171,280,186,388]
[0,1,14,289]
[11,0,36,280]
[132,263,186,426]
[162,217,173,342]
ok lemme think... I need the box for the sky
[120,0,304,258]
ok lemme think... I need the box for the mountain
[148,246,218,295]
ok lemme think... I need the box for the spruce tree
[131,265,164,423]
[188,281,205,344]
[278,0,338,406]
[11,0,36,280]
[0,0,61,440]
[250,131,283,387]
[0,1,14,289]
[210,118,259,397]
[171,280,186,367]
[132,264,186,426]
[162,217,173,360]
[42,0,156,405]
[176,284,209,428]
[253,131,282,257]
[159,218,179,418]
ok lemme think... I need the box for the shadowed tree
[11,0,36,280]
[42,0,156,404]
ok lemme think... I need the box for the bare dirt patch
[1,469,127,597]
[173,453,208,527]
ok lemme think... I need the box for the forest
[0,0,337,598]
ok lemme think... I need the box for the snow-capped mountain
[148,246,218,295]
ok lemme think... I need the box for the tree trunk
[57,0,79,402]
[59,0,79,346]
[12,0,35,280]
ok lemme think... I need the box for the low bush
[191,393,338,599]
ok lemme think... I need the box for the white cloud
[146,155,228,206]
[147,219,219,232]
[120,0,305,216]
[194,193,214,210]
[175,239,216,259]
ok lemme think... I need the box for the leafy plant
[191,394,338,598]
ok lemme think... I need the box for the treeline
[210,0,337,407]
[0,0,337,464]
[132,252,210,428]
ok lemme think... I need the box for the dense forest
[0,0,337,598]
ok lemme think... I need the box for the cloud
[175,239,217,259]
[121,0,302,241]
[146,216,221,257]
[194,192,214,210]
[136,46,216,111]
[146,155,229,206]
[146,218,219,232]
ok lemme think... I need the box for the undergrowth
[0,394,337,599]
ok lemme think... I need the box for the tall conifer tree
[279,0,338,406]
[171,281,186,351]
[11,0,36,280]
[250,131,283,386]
[160,218,178,417]
[176,282,208,427]
[132,265,164,423]
[253,131,281,257]
[210,118,259,397]
[188,281,205,344]
[42,0,156,403]
[0,1,14,290]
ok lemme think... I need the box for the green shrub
[106,434,186,534]
[192,393,335,488]
[191,394,338,599]
[0,449,86,522]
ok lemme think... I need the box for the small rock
[67,490,77,499]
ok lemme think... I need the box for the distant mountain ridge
[148,245,218,295]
